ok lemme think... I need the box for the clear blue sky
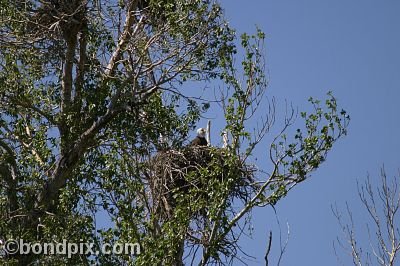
[212,1,400,265]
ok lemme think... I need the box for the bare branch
[264,231,272,266]
[334,168,400,266]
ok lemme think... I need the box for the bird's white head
[197,128,206,138]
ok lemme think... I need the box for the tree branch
[264,231,272,266]
[104,1,141,77]
[0,139,19,212]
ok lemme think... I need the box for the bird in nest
[189,128,208,146]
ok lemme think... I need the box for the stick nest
[147,146,257,219]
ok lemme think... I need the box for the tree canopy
[0,0,349,264]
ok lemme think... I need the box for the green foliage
[0,1,349,265]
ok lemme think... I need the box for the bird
[222,131,229,148]
[189,128,208,146]
[156,132,170,151]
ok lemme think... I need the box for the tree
[0,0,349,264]
[333,168,400,266]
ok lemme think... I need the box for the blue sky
[212,1,400,265]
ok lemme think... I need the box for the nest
[147,146,257,220]
[27,0,86,39]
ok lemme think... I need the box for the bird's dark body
[190,136,208,146]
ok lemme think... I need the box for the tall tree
[0,0,349,264]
